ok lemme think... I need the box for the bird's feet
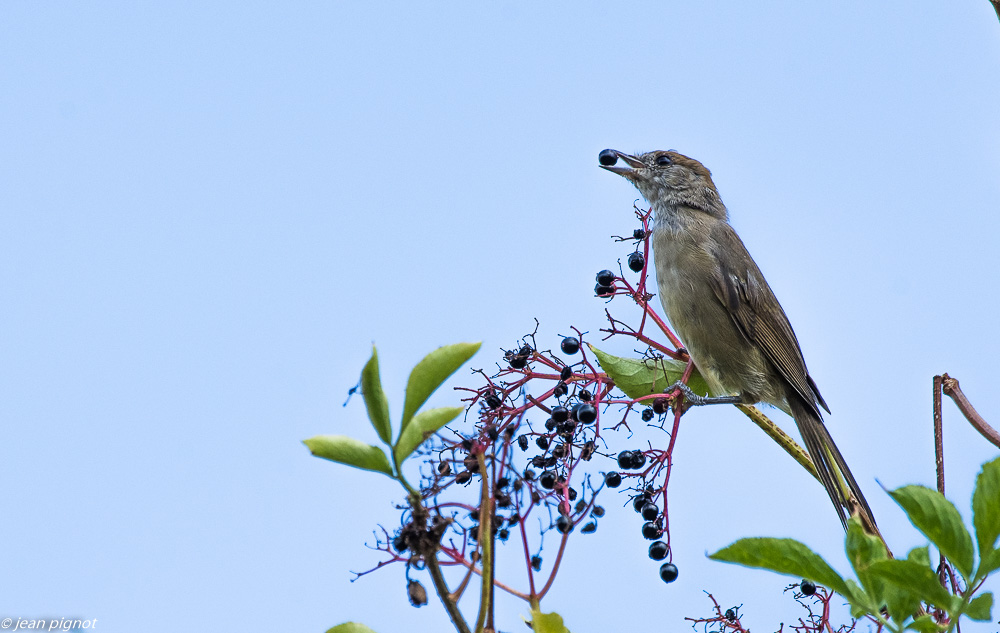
[665,381,742,406]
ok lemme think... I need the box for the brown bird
[599,148,876,532]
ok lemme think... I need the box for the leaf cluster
[303,342,481,482]
[710,457,1000,632]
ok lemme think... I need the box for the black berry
[595,283,614,297]
[531,555,542,571]
[560,365,573,381]
[539,470,557,489]
[640,501,659,521]
[509,355,527,369]
[581,521,597,534]
[498,528,510,541]
[652,397,667,414]
[544,418,556,431]
[455,471,472,484]
[535,436,549,450]
[641,521,660,539]
[393,534,408,552]
[628,251,645,272]
[617,450,635,470]
[555,515,572,534]
[464,455,479,473]
[553,381,568,397]
[551,406,569,423]
[598,149,618,166]
[633,228,646,240]
[604,472,622,488]
[800,580,816,596]
[517,435,529,451]
[561,337,580,355]
[577,403,597,424]
[592,506,605,517]
[648,541,668,560]
[633,495,648,513]
[659,562,679,583]
[725,609,736,622]
[631,450,647,469]
[641,408,654,422]
[578,389,592,402]
[485,393,502,409]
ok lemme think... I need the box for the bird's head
[599,149,725,220]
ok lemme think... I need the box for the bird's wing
[708,223,829,415]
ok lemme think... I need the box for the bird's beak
[599,150,645,177]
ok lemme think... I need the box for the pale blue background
[3,3,999,632]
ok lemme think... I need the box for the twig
[941,374,1000,449]
[933,376,945,495]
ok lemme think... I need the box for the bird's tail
[787,395,879,535]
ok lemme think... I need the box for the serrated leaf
[867,559,959,614]
[710,538,849,597]
[589,345,711,400]
[326,624,378,633]
[889,485,974,580]
[966,591,993,621]
[530,609,571,633]
[394,406,463,466]
[906,546,931,568]
[400,342,480,434]
[973,457,1000,578]
[303,435,394,477]
[361,346,392,445]
[905,614,944,632]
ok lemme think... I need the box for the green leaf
[973,457,1000,577]
[867,559,959,614]
[845,518,889,610]
[966,591,994,621]
[394,406,464,466]
[400,342,480,433]
[529,610,571,633]
[326,624,378,633]
[906,546,931,568]
[361,346,392,445]
[710,538,849,597]
[303,435,394,477]
[589,345,711,400]
[889,485,974,580]
[905,614,944,632]
[844,579,876,619]
[979,547,1000,578]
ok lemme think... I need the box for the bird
[599,148,877,532]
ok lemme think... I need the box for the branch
[941,373,1000,449]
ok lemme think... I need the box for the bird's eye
[655,155,672,166]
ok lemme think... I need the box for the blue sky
[2,3,999,632]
